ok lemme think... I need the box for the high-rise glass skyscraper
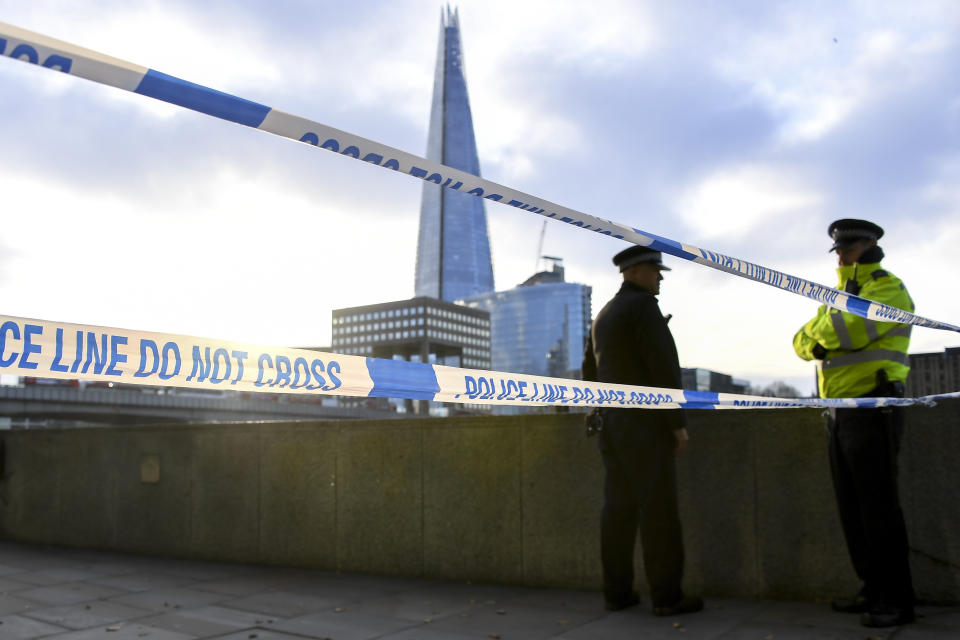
[461,259,592,381]
[414,6,495,302]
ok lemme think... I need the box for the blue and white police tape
[1,314,956,410]
[1,21,958,335]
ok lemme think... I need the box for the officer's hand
[673,428,689,456]
[812,344,827,360]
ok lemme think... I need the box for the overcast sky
[2,1,958,395]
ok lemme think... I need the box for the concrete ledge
[1,402,957,602]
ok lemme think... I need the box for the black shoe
[604,591,640,611]
[831,593,871,613]
[652,595,704,617]
[860,603,914,627]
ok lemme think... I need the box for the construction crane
[535,219,547,273]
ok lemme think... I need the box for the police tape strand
[1,21,958,334]
[2,315,958,410]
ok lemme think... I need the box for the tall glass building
[461,258,592,381]
[414,6,495,302]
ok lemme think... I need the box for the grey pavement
[0,541,955,640]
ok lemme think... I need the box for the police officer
[793,219,915,628]
[582,245,703,617]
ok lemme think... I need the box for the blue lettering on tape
[160,342,182,379]
[134,339,160,378]
[209,348,231,384]
[307,359,326,390]
[290,357,311,389]
[106,336,128,376]
[19,323,42,370]
[50,328,69,373]
[250,352,341,391]
[185,345,244,384]
[304,134,405,170]
[231,350,246,384]
[44,329,126,376]
[10,43,38,64]
[140,341,183,380]
[872,301,906,322]
[187,346,212,382]
[42,54,72,72]
[461,375,489,400]
[255,353,273,386]
[2,44,75,72]
[274,355,292,387]
[134,70,271,128]
[325,361,342,390]
[80,332,108,375]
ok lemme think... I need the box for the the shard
[414,6,494,302]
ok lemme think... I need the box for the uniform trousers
[598,410,684,607]
[828,395,914,608]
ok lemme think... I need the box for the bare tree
[747,381,804,398]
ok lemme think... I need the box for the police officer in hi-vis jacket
[793,218,915,628]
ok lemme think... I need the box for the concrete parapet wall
[0,402,957,602]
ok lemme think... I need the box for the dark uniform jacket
[582,280,685,432]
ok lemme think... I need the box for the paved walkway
[0,541,955,639]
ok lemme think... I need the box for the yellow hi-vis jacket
[793,260,914,398]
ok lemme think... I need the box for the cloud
[453,0,660,70]
[6,2,283,106]
[676,165,822,241]
[0,240,17,287]
[711,4,959,146]
[893,216,960,355]
[917,153,960,212]
[479,112,584,182]
[0,164,417,347]
[405,0,660,184]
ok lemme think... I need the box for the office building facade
[331,297,490,371]
[682,368,749,395]
[414,6,495,302]
[907,347,960,397]
[461,259,591,381]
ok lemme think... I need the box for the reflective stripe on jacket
[792,261,914,398]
